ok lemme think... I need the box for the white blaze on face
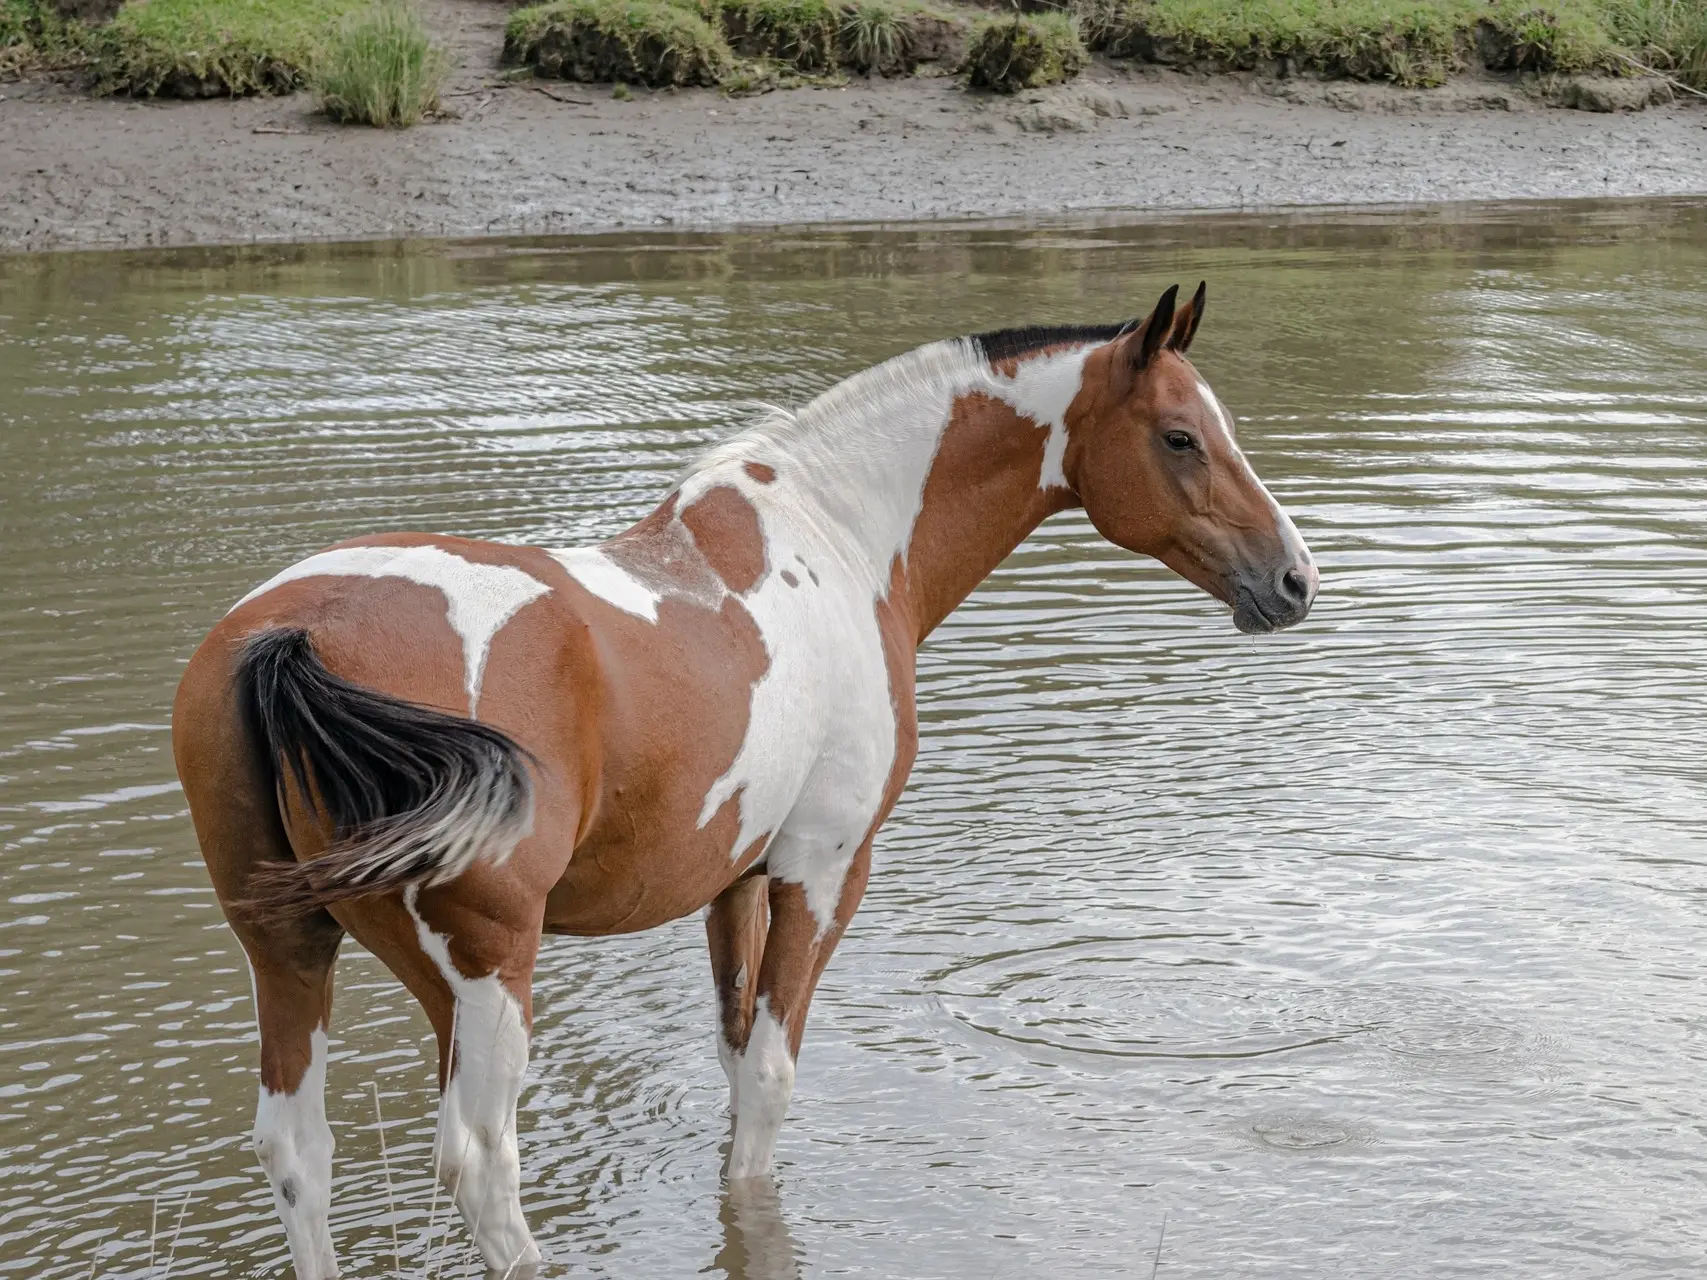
[251,1023,338,1280]
[1195,377,1235,441]
[1194,375,1311,565]
[405,888,539,1274]
[232,544,551,716]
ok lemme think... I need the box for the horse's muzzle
[1231,560,1318,635]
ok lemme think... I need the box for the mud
[1,0,1703,254]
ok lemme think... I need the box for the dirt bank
[2,0,1704,254]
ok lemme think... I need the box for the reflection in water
[2,199,1707,1278]
[714,1177,804,1280]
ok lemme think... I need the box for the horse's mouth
[1231,587,1304,635]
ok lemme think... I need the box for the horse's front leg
[726,843,872,1181]
[706,872,770,1113]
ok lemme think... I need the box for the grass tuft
[89,0,365,97]
[963,10,1087,92]
[312,1,449,127]
[839,0,908,72]
[505,0,733,87]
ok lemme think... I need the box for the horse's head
[1067,283,1317,634]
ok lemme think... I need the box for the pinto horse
[172,283,1316,1277]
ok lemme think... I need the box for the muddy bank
[3,28,1705,253]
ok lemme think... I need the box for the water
[3,200,1707,1279]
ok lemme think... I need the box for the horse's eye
[1163,431,1196,452]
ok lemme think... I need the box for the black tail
[236,627,534,916]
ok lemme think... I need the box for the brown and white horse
[172,283,1316,1277]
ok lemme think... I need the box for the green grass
[312,2,448,126]
[1,0,90,74]
[839,0,950,73]
[1606,0,1707,86]
[90,0,365,96]
[1072,0,1707,87]
[506,0,732,86]
[963,10,1087,91]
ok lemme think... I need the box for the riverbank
[3,55,1704,254]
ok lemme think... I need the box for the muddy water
[3,201,1707,1279]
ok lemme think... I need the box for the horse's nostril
[1280,568,1310,603]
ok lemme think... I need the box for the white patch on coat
[252,1025,339,1280]
[550,545,664,622]
[674,340,1097,933]
[1002,345,1094,489]
[233,544,550,715]
[405,888,539,1275]
[727,997,795,1180]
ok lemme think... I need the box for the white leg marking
[406,890,540,1273]
[253,1026,339,1280]
[728,997,795,1180]
[231,544,551,715]
[718,1035,742,1116]
[718,959,752,1113]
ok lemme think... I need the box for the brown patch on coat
[743,461,777,484]
[900,391,1077,640]
[541,579,772,934]
[681,484,767,596]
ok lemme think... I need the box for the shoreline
[4,51,1705,255]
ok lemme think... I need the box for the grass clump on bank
[1072,0,1705,89]
[505,0,732,87]
[507,0,964,85]
[312,1,448,125]
[717,0,840,70]
[964,11,1086,92]
[89,0,364,97]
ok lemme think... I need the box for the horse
[171,282,1316,1278]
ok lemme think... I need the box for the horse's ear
[1166,280,1206,355]
[1120,284,1179,374]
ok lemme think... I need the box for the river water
[2,200,1706,1278]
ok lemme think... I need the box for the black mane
[970,322,1136,364]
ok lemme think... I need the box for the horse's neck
[666,340,1085,644]
[895,392,1078,642]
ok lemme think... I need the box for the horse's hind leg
[248,921,344,1280]
[349,886,542,1274]
[175,654,346,1279]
